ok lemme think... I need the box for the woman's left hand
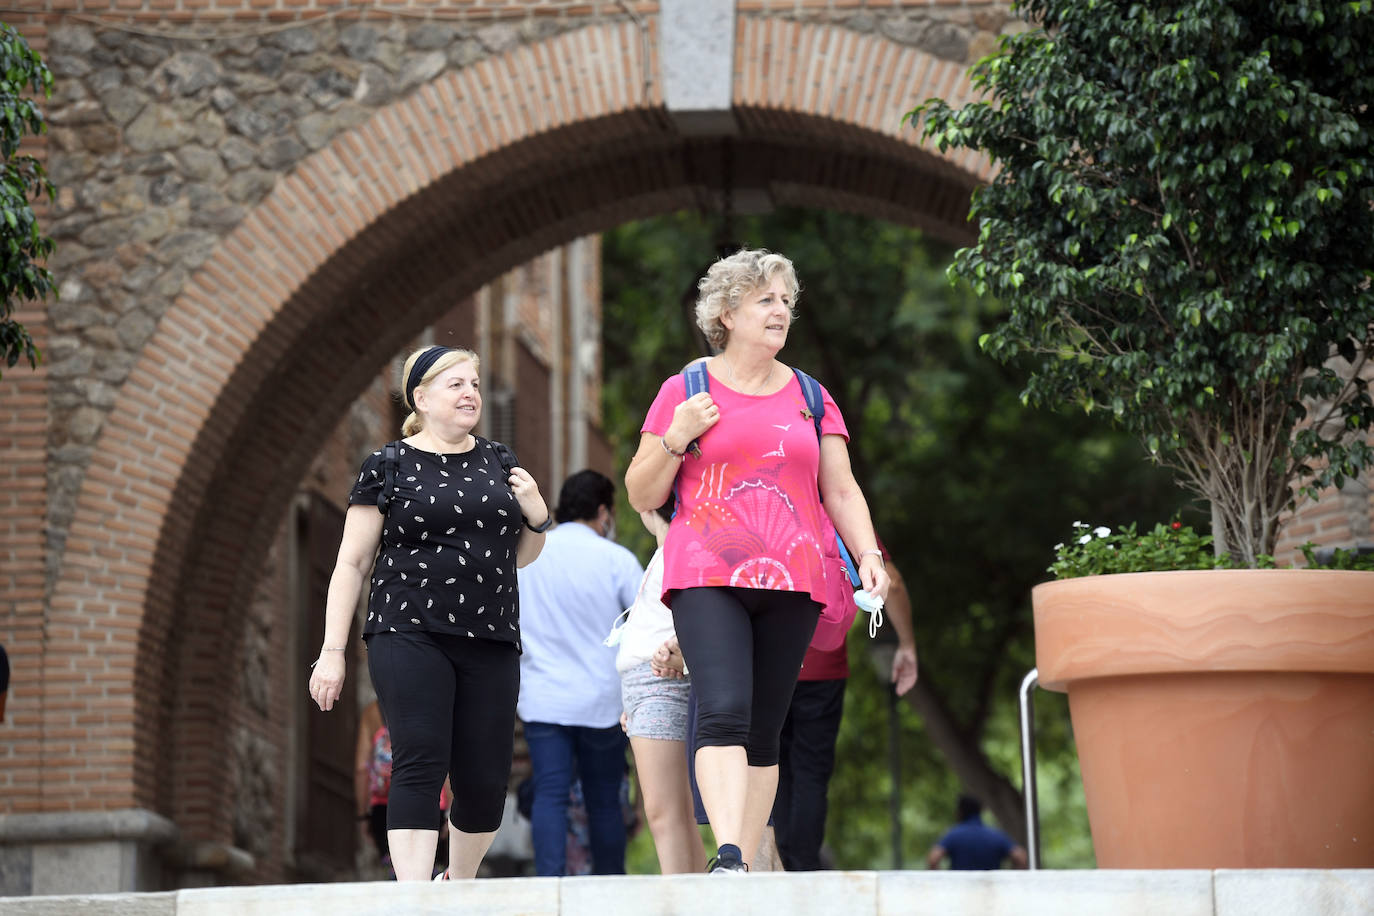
[650,636,686,679]
[309,651,346,712]
[859,554,891,603]
[508,466,550,527]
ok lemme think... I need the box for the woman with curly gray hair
[625,248,889,873]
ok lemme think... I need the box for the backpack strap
[376,442,399,513]
[680,360,710,458]
[793,369,862,587]
[484,437,519,478]
[792,367,826,442]
[683,360,711,398]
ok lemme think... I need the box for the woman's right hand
[309,652,346,711]
[665,392,720,452]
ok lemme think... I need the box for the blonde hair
[694,248,800,351]
[399,346,480,436]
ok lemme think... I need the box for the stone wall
[2,0,1011,893]
[32,3,1015,585]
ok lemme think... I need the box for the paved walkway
[4,869,1374,916]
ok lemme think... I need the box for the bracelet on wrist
[309,646,346,669]
[661,436,686,459]
[858,548,885,567]
[524,514,554,534]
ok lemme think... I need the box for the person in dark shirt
[927,794,1028,870]
[309,344,552,882]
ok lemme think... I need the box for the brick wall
[3,0,1367,892]
[1,0,1021,890]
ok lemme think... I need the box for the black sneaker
[707,852,749,874]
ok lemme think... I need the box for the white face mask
[603,516,617,542]
[854,589,885,638]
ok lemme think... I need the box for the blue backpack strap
[834,527,861,587]
[681,360,710,458]
[792,367,826,441]
[683,360,711,398]
[793,369,861,587]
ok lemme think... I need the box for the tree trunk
[879,651,1027,844]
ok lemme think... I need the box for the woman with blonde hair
[309,344,553,881]
[625,249,889,873]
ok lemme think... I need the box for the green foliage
[0,22,55,378]
[1300,542,1374,571]
[911,0,1374,566]
[602,208,1188,870]
[826,641,958,869]
[1048,520,1276,579]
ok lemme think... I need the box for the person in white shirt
[612,505,706,874]
[517,470,643,876]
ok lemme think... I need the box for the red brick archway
[35,17,986,847]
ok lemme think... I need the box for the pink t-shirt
[640,371,849,608]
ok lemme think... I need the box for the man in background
[927,794,1029,870]
[517,470,643,876]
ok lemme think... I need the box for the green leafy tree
[602,208,1187,868]
[0,23,55,378]
[914,0,1374,565]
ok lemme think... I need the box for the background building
[2,0,1367,897]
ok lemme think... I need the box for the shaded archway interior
[139,110,981,832]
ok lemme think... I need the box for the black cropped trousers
[365,629,519,833]
[671,586,820,767]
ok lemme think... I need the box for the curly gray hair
[694,249,800,351]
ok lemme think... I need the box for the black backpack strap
[477,436,518,478]
[492,440,518,478]
[376,442,399,513]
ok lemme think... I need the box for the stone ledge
[0,870,1371,916]
[1213,869,1374,916]
[0,809,177,846]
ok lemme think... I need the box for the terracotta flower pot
[1033,569,1374,868]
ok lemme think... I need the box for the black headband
[404,346,454,411]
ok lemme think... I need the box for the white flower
[1079,534,1093,544]
[1053,543,1065,551]
[1094,526,1111,538]
[1072,520,1083,527]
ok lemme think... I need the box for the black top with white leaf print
[349,438,524,650]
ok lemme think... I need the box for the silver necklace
[723,355,775,396]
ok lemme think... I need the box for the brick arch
[41,19,985,838]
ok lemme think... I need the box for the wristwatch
[525,514,554,533]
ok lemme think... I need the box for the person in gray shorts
[611,505,705,873]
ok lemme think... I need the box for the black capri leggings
[366,630,520,833]
[671,586,820,767]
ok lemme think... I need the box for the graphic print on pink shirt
[641,372,849,608]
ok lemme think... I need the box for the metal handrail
[1018,667,1042,869]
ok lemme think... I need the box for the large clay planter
[1033,569,1374,868]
